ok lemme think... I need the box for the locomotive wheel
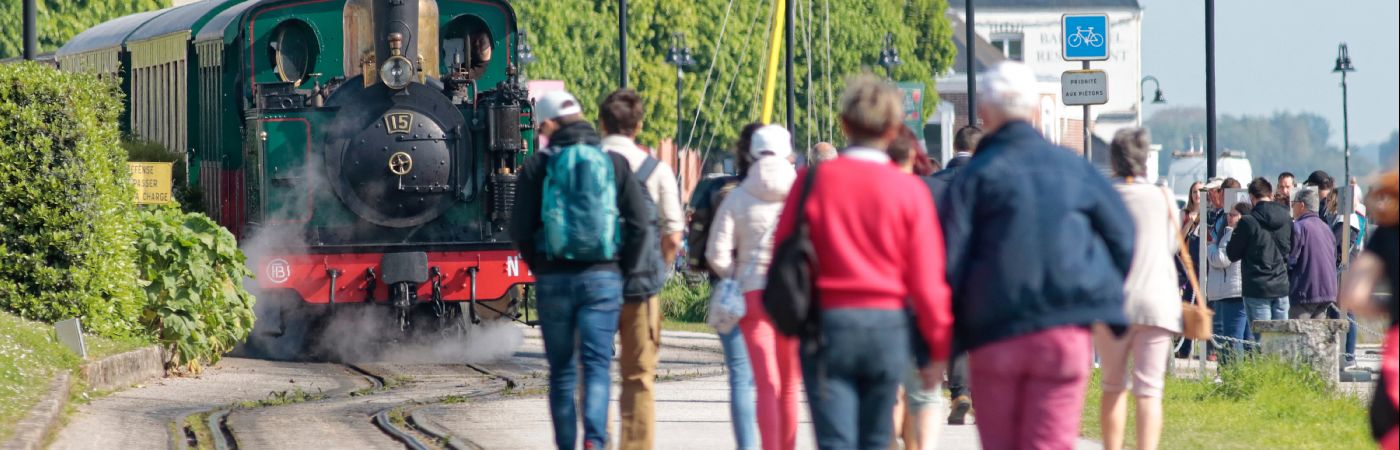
[240,290,330,361]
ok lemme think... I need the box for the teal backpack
[539,143,620,261]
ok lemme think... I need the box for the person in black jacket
[923,124,981,425]
[1225,177,1294,338]
[507,90,649,450]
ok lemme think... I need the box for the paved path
[428,372,1102,449]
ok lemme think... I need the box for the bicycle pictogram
[1067,26,1104,48]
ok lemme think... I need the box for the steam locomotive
[56,0,536,350]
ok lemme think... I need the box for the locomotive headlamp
[381,55,414,89]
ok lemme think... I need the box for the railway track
[172,363,390,450]
[372,364,519,450]
[172,362,521,450]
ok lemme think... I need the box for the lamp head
[1333,43,1355,73]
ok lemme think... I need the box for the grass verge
[0,312,153,442]
[1080,357,1373,449]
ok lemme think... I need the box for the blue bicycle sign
[1062,14,1110,61]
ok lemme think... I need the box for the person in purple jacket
[1287,187,1339,319]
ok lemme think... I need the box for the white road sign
[1062,70,1108,106]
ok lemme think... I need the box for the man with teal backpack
[509,90,650,450]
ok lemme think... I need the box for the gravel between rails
[50,359,360,450]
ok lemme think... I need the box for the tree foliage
[1146,107,1383,182]
[515,0,954,157]
[0,0,168,59]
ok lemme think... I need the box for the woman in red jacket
[772,75,953,449]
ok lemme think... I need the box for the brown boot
[947,395,973,425]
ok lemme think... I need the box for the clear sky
[1138,0,1399,147]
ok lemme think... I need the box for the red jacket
[773,154,953,362]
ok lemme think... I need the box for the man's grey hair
[1109,127,1152,178]
[978,62,1040,120]
[1295,186,1320,213]
[813,142,838,162]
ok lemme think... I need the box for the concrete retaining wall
[0,373,71,450]
[79,346,165,392]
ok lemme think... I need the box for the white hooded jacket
[705,157,796,292]
[1206,227,1244,300]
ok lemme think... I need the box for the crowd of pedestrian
[509,60,1398,450]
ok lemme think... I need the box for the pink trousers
[969,326,1092,450]
[740,290,802,450]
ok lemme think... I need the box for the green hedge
[0,62,143,336]
[135,207,255,372]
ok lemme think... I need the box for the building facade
[937,0,1144,161]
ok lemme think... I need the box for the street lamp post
[1333,43,1355,187]
[665,32,696,147]
[878,32,902,80]
[516,30,536,85]
[1140,76,1167,105]
[1139,76,1166,126]
[1333,43,1356,267]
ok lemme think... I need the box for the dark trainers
[948,395,973,425]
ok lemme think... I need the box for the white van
[1165,150,1253,204]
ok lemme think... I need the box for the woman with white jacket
[706,125,799,450]
[1209,201,1251,362]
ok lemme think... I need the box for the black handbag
[763,163,820,337]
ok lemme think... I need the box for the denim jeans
[1214,298,1248,364]
[718,327,760,450]
[1324,306,1360,365]
[1244,296,1288,340]
[801,309,910,450]
[535,271,623,450]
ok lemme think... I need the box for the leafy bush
[659,276,710,323]
[123,139,204,212]
[134,207,255,372]
[0,61,143,336]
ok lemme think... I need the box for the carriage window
[270,20,319,85]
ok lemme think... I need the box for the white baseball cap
[749,125,793,160]
[536,90,582,121]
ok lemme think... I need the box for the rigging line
[802,0,815,154]
[817,0,828,142]
[696,0,769,172]
[680,0,738,152]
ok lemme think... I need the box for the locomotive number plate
[383,112,413,134]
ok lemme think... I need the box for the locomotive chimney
[374,0,421,69]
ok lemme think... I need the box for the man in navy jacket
[939,62,1135,450]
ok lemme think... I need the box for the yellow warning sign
[128,162,174,205]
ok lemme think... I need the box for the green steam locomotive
[57,0,538,351]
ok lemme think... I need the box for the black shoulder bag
[763,163,820,338]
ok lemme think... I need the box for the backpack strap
[636,157,660,183]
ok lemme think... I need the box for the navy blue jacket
[940,121,1135,353]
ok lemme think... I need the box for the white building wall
[952,7,1143,142]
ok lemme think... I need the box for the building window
[991,33,1023,61]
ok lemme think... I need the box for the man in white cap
[508,89,650,450]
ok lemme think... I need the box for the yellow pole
[759,0,786,124]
